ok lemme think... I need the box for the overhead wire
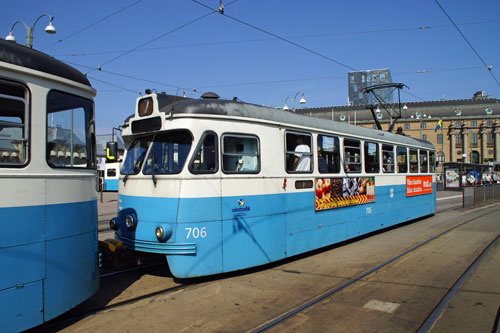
[434,0,500,89]
[63,59,196,93]
[52,18,500,58]
[192,0,358,72]
[42,0,145,51]
[84,0,239,75]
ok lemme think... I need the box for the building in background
[348,69,393,106]
[299,91,500,173]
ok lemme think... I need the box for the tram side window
[419,150,428,173]
[382,144,394,173]
[121,136,152,175]
[397,146,408,173]
[409,149,418,173]
[222,134,260,173]
[285,132,312,173]
[344,139,361,173]
[47,90,95,168]
[317,135,340,173]
[364,141,379,173]
[429,151,436,173]
[107,169,117,177]
[143,131,193,175]
[190,131,218,174]
[0,80,28,166]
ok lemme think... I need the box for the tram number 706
[185,227,207,239]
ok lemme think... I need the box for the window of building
[317,135,340,173]
[471,121,477,127]
[487,133,493,144]
[471,133,478,145]
[437,134,443,144]
[437,151,445,163]
[47,90,95,168]
[404,123,410,130]
[456,121,461,127]
[222,134,260,173]
[382,144,394,173]
[487,120,493,126]
[419,150,428,173]
[190,131,218,174]
[421,122,427,129]
[364,141,379,173]
[409,149,418,173]
[0,79,28,167]
[422,134,427,141]
[456,134,462,146]
[143,131,193,175]
[397,146,408,173]
[344,138,361,173]
[286,132,312,173]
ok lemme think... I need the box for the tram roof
[0,39,91,87]
[156,94,434,149]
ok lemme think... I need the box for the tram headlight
[109,217,119,231]
[155,225,173,242]
[125,213,137,230]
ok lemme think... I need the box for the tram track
[250,206,500,332]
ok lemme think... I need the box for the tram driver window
[47,90,95,168]
[222,134,260,173]
[285,132,312,173]
[317,135,339,173]
[382,144,394,173]
[190,131,218,174]
[364,141,379,173]
[409,149,418,173]
[419,150,428,173]
[0,80,28,166]
[396,146,407,173]
[343,139,361,173]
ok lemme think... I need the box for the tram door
[220,133,286,272]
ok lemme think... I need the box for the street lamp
[282,97,290,111]
[292,91,306,112]
[5,14,56,49]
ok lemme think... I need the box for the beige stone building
[299,92,500,169]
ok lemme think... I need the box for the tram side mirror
[106,141,118,162]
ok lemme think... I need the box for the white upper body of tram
[112,92,436,278]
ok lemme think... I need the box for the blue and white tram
[110,92,436,278]
[0,40,99,331]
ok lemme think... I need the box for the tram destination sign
[406,175,433,197]
[315,177,375,211]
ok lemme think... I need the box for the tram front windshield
[143,131,192,174]
[121,131,192,175]
[121,136,152,175]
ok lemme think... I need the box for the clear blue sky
[3,0,499,134]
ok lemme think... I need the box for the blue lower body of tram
[115,183,435,278]
[104,178,119,191]
[0,200,99,332]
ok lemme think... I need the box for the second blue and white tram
[0,39,99,331]
[111,92,436,278]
